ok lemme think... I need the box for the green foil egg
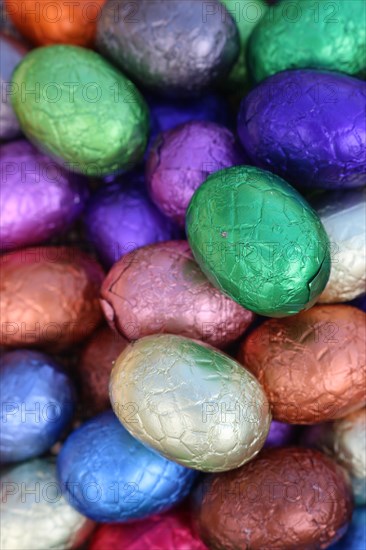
[248,0,366,83]
[220,0,267,91]
[186,166,331,317]
[11,45,149,176]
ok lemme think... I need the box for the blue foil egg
[0,350,75,463]
[331,508,366,550]
[57,410,198,522]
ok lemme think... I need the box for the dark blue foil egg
[0,350,75,463]
[57,410,198,522]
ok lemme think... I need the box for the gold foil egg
[110,334,271,472]
[239,305,366,424]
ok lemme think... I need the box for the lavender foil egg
[1,140,88,251]
[146,121,245,226]
[84,173,179,267]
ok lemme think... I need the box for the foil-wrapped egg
[84,173,179,268]
[5,0,105,47]
[239,305,366,424]
[331,507,366,550]
[57,410,198,522]
[1,140,88,251]
[238,70,366,189]
[0,246,104,350]
[89,508,208,550]
[248,0,366,82]
[186,165,331,317]
[146,121,245,227]
[0,350,75,463]
[96,0,239,96]
[110,334,271,472]
[193,447,353,550]
[79,326,129,417]
[302,408,366,505]
[0,32,28,140]
[315,189,366,303]
[11,46,149,176]
[100,241,255,348]
[0,458,94,550]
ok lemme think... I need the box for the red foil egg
[238,305,366,423]
[0,246,104,350]
[194,447,353,550]
[89,508,208,550]
[78,325,129,417]
[5,0,106,47]
[100,241,254,348]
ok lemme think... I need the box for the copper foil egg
[0,246,104,350]
[79,325,129,417]
[193,447,354,550]
[100,241,254,348]
[303,408,366,505]
[238,305,366,424]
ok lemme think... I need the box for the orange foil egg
[0,246,104,350]
[238,305,366,424]
[5,0,106,47]
[100,241,255,348]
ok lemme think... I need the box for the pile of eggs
[1,0,365,548]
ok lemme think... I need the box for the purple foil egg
[238,70,366,189]
[0,140,88,251]
[84,173,180,267]
[146,121,245,227]
[264,420,297,448]
[0,32,28,140]
[351,295,366,312]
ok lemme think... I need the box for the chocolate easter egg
[303,408,366,505]
[248,0,366,82]
[239,305,366,423]
[238,70,366,189]
[57,411,197,522]
[146,121,244,227]
[0,458,94,550]
[11,46,149,176]
[1,140,88,251]
[194,447,353,550]
[110,334,271,472]
[315,189,366,303]
[79,326,129,417]
[96,0,239,96]
[0,246,104,350]
[100,241,255,348]
[186,165,331,317]
[5,0,105,47]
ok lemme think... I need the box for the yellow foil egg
[110,334,271,472]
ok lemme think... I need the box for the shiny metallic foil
[316,189,366,303]
[239,305,366,424]
[193,447,353,550]
[5,0,106,47]
[186,165,331,317]
[0,458,94,550]
[303,408,366,505]
[100,241,255,348]
[110,334,271,472]
[0,246,104,350]
[79,326,129,417]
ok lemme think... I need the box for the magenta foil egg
[146,121,245,227]
[0,140,88,251]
